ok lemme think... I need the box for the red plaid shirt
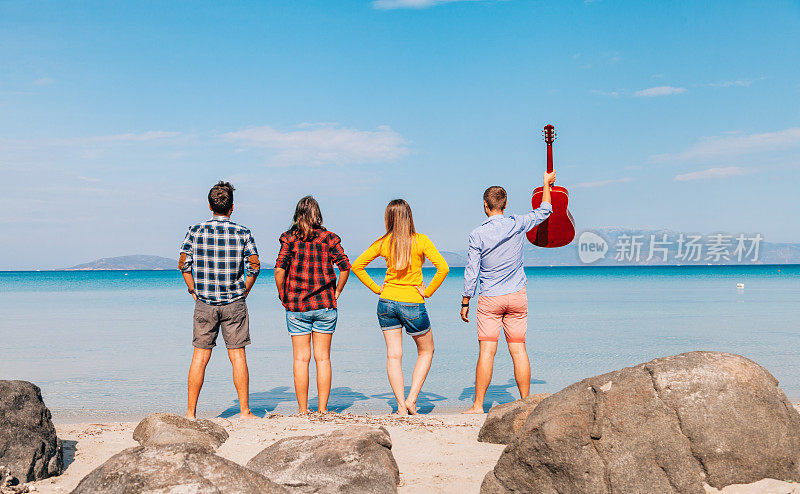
[276,228,351,312]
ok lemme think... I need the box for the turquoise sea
[1,265,799,423]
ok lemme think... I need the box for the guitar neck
[546,143,553,173]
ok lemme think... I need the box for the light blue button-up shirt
[462,202,552,298]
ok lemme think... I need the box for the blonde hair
[382,199,416,271]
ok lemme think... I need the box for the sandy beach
[32,413,504,494]
[29,405,800,494]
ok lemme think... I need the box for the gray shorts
[193,298,251,349]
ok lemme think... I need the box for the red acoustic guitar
[526,124,575,248]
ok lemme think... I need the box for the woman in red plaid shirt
[274,196,351,414]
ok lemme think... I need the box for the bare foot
[318,409,329,414]
[297,410,309,416]
[462,406,485,414]
[395,408,408,416]
[405,401,418,415]
[239,412,259,420]
[185,414,197,421]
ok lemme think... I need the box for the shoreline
[48,407,488,425]
[48,394,800,425]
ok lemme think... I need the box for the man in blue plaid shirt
[179,181,261,420]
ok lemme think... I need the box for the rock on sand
[247,425,400,493]
[482,351,800,493]
[0,380,63,483]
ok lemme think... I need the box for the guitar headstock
[543,124,556,145]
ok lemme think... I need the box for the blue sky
[1,0,799,269]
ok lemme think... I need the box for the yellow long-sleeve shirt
[352,233,450,303]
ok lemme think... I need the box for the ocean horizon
[2,264,798,423]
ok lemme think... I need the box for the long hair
[289,196,323,241]
[382,199,416,271]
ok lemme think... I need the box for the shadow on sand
[370,387,448,414]
[62,439,78,470]
[218,386,371,418]
[458,378,547,413]
[310,387,371,413]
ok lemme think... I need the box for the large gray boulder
[132,413,228,452]
[483,352,800,494]
[0,381,63,483]
[246,426,399,493]
[478,393,551,444]
[71,443,287,494]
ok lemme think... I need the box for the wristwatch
[188,288,196,295]
[461,303,470,308]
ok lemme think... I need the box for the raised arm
[542,170,554,205]
[420,235,449,298]
[516,171,556,232]
[352,240,383,294]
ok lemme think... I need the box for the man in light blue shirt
[461,171,555,414]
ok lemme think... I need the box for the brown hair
[483,186,507,211]
[289,196,323,241]
[208,181,235,214]
[382,199,416,271]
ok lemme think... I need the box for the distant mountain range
[65,255,177,270]
[64,254,278,271]
[65,229,800,271]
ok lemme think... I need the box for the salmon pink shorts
[476,287,528,343]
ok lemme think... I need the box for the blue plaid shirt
[179,215,260,305]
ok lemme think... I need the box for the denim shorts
[377,298,431,336]
[286,308,338,336]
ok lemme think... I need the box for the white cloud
[651,127,800,163]
[574,177,632,188]
[219,123,409,167]
[372,0,480,9]
[78,131,181,144]
[0,131,184,171]
[32,77,55,86]
[589,89,620,98]
[706,80,751,88]
[634,86,687,97]
[0,131,181,148]
[674,166,749,181]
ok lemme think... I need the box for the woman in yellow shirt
[352,199,449,415]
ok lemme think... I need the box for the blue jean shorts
[377,298,431,336]
[286,308,338,336]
